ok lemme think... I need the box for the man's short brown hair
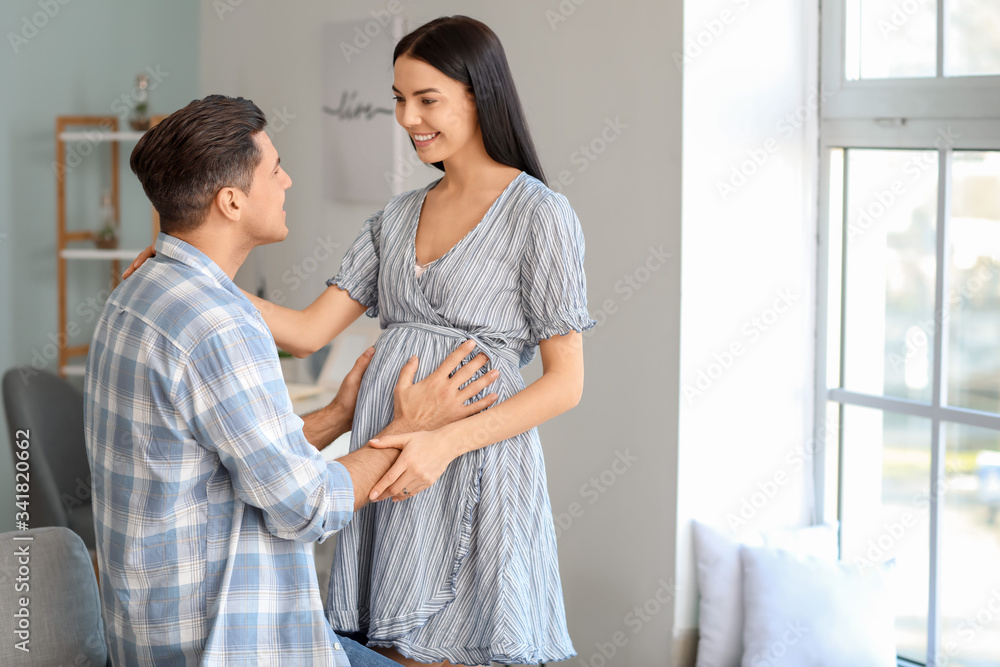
[129,94,267,235]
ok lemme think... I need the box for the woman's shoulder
[508,172,575,219]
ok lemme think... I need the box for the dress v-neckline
[411,171,525,275]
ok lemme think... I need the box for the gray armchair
[2,367,95,549]
[0,527,107,664]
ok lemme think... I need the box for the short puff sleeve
[520,193,597,344]
[326,210,382,318]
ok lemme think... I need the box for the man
[83,94,495,666]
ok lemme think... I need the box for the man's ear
[214,186,243,222]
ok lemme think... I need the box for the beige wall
[200,0,684,664]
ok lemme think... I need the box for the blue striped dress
[324,172,593,665]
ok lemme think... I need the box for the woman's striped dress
[325,172,594,665]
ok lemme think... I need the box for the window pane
[946,0,1000,77]
[948,152,1000,413]
[942,422,1000,666]
[840,405,930,662]
[843,149,938,402]
[846,0,937,80]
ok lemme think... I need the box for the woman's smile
[412,132,440,147]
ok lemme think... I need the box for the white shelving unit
[60,248,148,261]
[58,130,147,142]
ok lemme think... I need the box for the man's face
[242,131,292,245]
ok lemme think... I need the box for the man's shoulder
[106,258,265,358]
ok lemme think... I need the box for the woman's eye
[421,99,436,105]
[392,96,404,103]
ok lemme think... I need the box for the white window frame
[816,0,1000,664]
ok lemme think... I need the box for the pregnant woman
[322,17,592,667]
[320,18,593,665]
[125,15,592,666]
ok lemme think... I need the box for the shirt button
[333,642,342,650]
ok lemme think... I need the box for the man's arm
[181,325,356,542]
[300,347,374,450]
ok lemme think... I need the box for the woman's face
[392,55,481,165]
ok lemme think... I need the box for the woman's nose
[400,103,421,128]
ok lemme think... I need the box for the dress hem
[364,636,577,667]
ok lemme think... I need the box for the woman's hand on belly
[392,339,500,432]
[367,430,461,502]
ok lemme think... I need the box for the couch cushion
[0,527,107,665]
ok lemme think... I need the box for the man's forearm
[301,402,351,450]
[336,418,418,512]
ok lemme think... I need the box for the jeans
[339,635,403,666]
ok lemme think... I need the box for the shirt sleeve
[178,322,354,543]
[520,193,597,342]
[327,210,382,319]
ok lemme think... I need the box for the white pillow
[692,521,839,667]
[740,545,896,667]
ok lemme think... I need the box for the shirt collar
[153,232,259,317]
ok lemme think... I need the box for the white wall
[675,0,819,646]
[200,0,683,664]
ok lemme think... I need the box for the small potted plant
[95,223,118,249]
[129,74,151,131]
[95,189,118,249]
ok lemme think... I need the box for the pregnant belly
[352,322,525,438]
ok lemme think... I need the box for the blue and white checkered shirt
[83,232,354,666]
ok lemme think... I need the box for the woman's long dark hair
[393,16,546,184]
